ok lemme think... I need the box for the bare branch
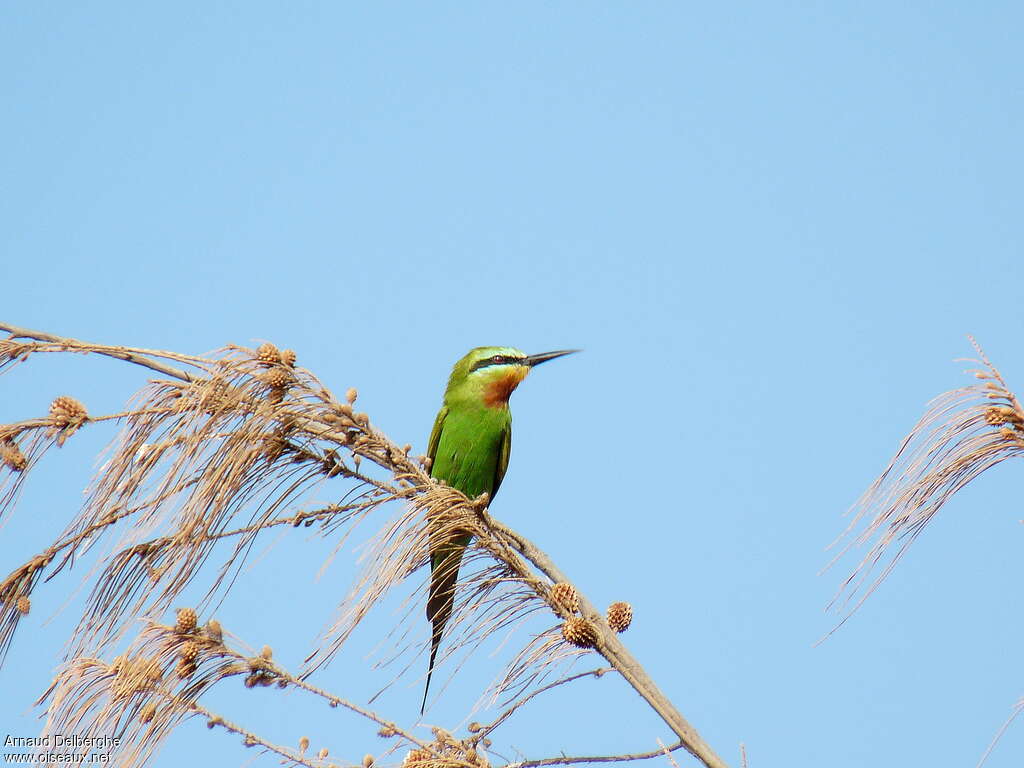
[505,740,688,768]
[1,321,201,382]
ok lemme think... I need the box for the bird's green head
[443,346,578,408]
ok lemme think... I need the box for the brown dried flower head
[256,342,281,366]
[179,640,200,664]
[0,441,27,472]
[561,616,599,648]
[261,368,293,389]
[49,395,88,425]
[15,595,30,615]
[346,387,358,405]
[318,748,329,759]
[363,755,375,768]
[985,405,1023,428]
[260,644,273,659]
[549,582,579,614]
[175,607,197,634]
[607,601,633,633]
[299,736,310,753]
[280,348,297,367]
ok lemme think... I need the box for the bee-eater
[421,346,577,714]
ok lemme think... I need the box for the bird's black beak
[525,349,580,367]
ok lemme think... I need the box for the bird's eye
[491,355,506,364]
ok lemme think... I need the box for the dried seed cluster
[179,640,200,664]
[0,441,27,472]
[402,736,489,768]
[607,601,633,633]
[549,582,579,614]
[256,343,281,366]
[15,595,30,615]
[175,607,197,634]
[254,342,298,401]
[561,616,599,648]
[985,405,1024,429]
[49,395,88,425]
[243,654,278,688]
[176,637,199,678]
[261,368,293,389]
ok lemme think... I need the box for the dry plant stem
[278,669,439,758]
[254,672,445,763]
[0,322,200,382]
[975,698,1024,768]
[185,699,321,768]
[657,740,681,768]
[485,516,728,768]
[506,742,688,768]
[481,667,612,738]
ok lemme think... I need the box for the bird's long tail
[421,536,469,714]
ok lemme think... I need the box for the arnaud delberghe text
[5,736,121,749]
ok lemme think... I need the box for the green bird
[421,346,577,714]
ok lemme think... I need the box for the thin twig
[482,667,612,738]
[1,322,198,382]
[975,697,1024,768]
[506,741,687,768]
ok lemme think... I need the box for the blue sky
[2,3,1023,766]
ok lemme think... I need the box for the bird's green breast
[430,405,510,500]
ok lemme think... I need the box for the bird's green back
[428,402,511,500]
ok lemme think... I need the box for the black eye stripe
[470,354,525,372]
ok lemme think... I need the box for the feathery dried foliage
[826,338,1024,626]
[39,616,300,768]
[0,323,727,768]
[304,482,558,705]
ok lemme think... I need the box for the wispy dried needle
[825,337,1024,631]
